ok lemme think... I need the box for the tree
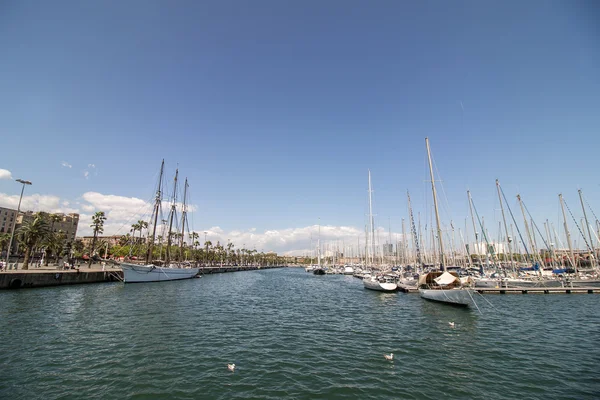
[0,232,11,257]
[50,214,62,232]
[50,231,67,265]
[17,214,51,270]
[72,239,85,258]
[119,234,132,246]
[130,223,140,243]
[89,211,107,268]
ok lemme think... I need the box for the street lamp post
[5,179,32,269]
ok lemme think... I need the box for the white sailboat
[313,218,326,275]
[120,161,199,283]
[418,138,473,306]
[363,170,397,292]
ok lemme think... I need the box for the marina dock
[0,267,123,289]
[397,284,598,294]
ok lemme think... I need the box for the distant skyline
[1,1,599,254]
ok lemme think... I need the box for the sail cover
[434,271,458,286]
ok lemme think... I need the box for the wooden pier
[396,284,598,294]
[474,287,597,294]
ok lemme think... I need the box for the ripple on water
[1,269,599,399]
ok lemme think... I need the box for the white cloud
[82,164,97,180]
[1,188,403,254]
[0,192,78,214]
[61,161,72,168]
[0,169,12,180]
[194,224,406,255]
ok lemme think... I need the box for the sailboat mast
[146,159,164,264]
[496,180,514,272]
[578,189,596,264]
[317,218,321,267]
[401,218,406,265]
[166,168,179,265]
[559,193,577,275]
[425,138,445,270]
[368,170,375,267]
[517,194,538,268]
[407,191,422,268]
[179,178,189,261]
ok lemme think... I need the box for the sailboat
[363,170,398,292]
[120,160,200,283]
[418,138,473,306]
[313,219,326,275]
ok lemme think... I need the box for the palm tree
[72,239,84,258]
[0,232,11,258]
[89,211,107,268]
[17,214,51,270]
[137,220,148,243]
[50,231,67,265]
[50,214,62,232]
[227,241,234,265]
[130,223,140,242]
[204,240,213,265]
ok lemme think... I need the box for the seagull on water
[228,363,236,372]
[448,322,455,328]
[384,353,394,361]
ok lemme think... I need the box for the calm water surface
[1,268,599,399]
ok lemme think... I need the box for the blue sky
[1,1,599,253]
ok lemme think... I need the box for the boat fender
[55,273,61,280]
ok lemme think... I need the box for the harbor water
[1,268,598,399]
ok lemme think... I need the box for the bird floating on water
[228,363,236,372]
[384,353,394,361]
[448,322,455,328]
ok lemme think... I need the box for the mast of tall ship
[146,160,164,264]
[179,178,189,261]
[425,137,445,270]
[165,169,179,265]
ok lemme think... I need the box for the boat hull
[419,288,473,306]
[474,278,502,288]
[363,279,397,292]
[568,280,600,288]
[504,278,564,288]
[121,263,199,283]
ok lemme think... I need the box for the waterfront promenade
[0,263,285,289]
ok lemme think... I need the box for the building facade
[1,208,79,256]
[0,207,18,234]
[17,211,80,244]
